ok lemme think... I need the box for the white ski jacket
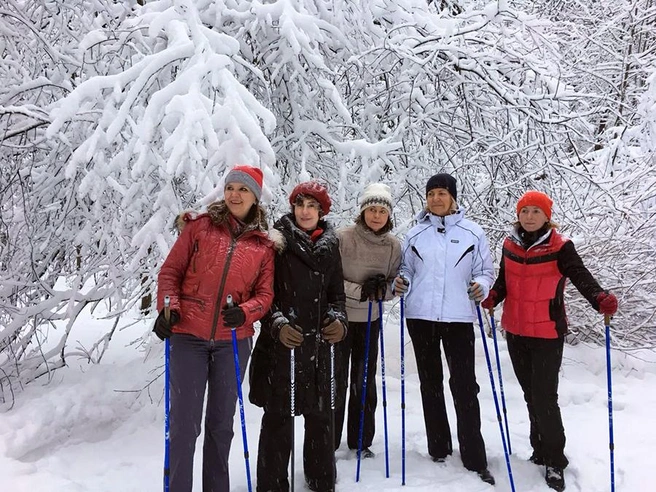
[400,208,494,323]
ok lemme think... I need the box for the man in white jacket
[394,173,495,485]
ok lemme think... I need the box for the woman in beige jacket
[334,183,402,457]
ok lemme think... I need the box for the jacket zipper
[210,237,237,341]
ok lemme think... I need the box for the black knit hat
[426,173,457,201]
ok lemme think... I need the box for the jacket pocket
[181,295,206,312]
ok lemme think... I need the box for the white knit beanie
[359,183,393,214]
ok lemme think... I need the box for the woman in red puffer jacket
[482,190,618,492]
[154,165,275,492]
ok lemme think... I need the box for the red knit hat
[516,191,553,220]
[225,165,263,200]
[289,181,332,215]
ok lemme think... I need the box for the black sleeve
[327,244,348,336]
[491,255,507,305]
[557,241,604,309]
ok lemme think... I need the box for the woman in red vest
[482,191,618,492]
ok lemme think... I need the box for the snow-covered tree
[2,0,656,403]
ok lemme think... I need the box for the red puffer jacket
[157,204,275,341]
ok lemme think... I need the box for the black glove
[360,274,387,302]
[153,310,180,340]
[222,305,246,327]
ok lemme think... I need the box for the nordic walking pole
[288,309,298,491]
[378,299,390,478]
[604,314,615,492]
[227,294,253,492]
[400,296,406,486]
[325,307,338,492]
[476,304,515,492]
[290,346,296,491]
[163,296,171,492]
[488,309,512,454]
[356,300,373,482]
[330,342,337,492]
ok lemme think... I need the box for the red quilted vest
[501,231,569,339]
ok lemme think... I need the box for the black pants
[506,332,569,468]
[169,333,251,492]
[256,410,335,492]
[407,319,487,472]
[334,319,380,450]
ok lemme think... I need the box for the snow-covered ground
[1,304,654,491]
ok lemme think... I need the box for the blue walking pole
[400,296,406,486]
[163,296,171,492]
[604,314,615,492]
[355,301,373,482]
[488,310,512,454]
[378,299,390,478]
[227,295,253,492]
[476,304,515,492]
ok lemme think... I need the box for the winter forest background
[1,0,656,407]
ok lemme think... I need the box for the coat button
[314,298,319,302]
[314,271,320,275]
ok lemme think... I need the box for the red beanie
[289,181,332,215]
[225,165,263,200]
[516,191,553,220]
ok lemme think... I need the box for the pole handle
[164,295,171,322]
[226,295,236,331]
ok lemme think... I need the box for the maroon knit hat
[289,181,332,215]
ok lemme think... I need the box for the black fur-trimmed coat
[249,213,347,416]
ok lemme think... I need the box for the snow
[2,303,654,491]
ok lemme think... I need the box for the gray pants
[169,333,252,492]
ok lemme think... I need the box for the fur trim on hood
[268,228,286,253]
[174,200,269,234]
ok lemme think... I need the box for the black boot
[529,452,545,465]
[477,468,495,485]
[546,466,566,491]
[361,448,375,459]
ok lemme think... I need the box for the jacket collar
[417,207,465,230]
[354,222,391,245]
[510,224,553,250]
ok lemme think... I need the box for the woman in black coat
[250,181,347,492]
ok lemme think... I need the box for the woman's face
[294,197,321,231]
[426,188,453,217]
[224,182,257,221]
[363,206,389,232]
[518,206,549,232]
